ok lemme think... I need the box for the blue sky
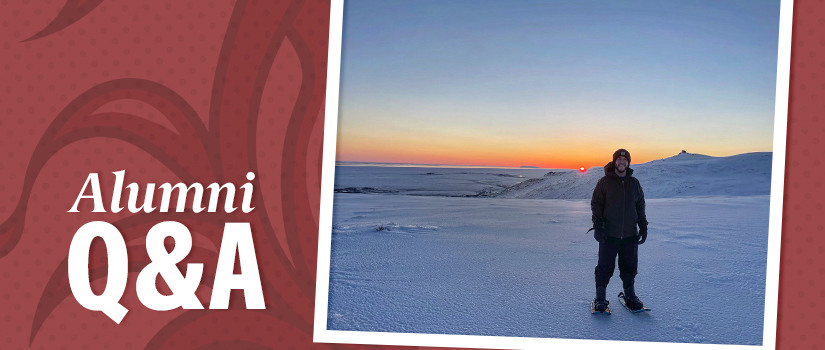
[336,0,781,168]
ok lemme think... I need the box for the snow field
[327,194,768,345]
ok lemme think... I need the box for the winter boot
[596,286,607,301]
[593,286,609,312]
[593,298,609,312]
[622,293,644,311]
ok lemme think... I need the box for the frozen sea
[326,157,770,345]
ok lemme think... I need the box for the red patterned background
[0,0,820,349]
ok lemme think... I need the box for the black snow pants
[595,236,638,289]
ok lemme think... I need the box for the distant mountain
[494,152,772,199]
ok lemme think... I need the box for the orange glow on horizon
[336,130,700,169]
[337,150,667,170]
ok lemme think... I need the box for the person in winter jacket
[590,149,648,312]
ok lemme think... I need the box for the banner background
[0,0,819,348]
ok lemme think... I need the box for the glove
[593,218,606,243]
[637,219,648,245]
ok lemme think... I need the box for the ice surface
[327,152,771,345]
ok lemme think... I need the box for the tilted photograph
[317,0,787,347]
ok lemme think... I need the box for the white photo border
[314,0,793,348]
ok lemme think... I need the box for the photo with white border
[316,0,792,348]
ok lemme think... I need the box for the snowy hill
[494,152,772,199]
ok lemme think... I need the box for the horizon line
[336,150,773,170]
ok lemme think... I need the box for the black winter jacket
[591,162,647,239]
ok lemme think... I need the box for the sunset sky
[335,0,781,169]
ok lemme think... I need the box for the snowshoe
[618,292,650,313]
[591,299,610,314]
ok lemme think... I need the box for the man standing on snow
[590,149,648,312]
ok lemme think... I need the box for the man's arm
[590,178,607,243]
[635,180,646,224]
[636,180,648,244]
[591,178,605,224]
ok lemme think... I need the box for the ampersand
[136,221,204,310]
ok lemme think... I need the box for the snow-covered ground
[334,163,552,197]
[327,153,770,345]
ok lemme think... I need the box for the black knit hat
[613,149,631,164]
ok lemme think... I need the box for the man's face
[614,156,629,172]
